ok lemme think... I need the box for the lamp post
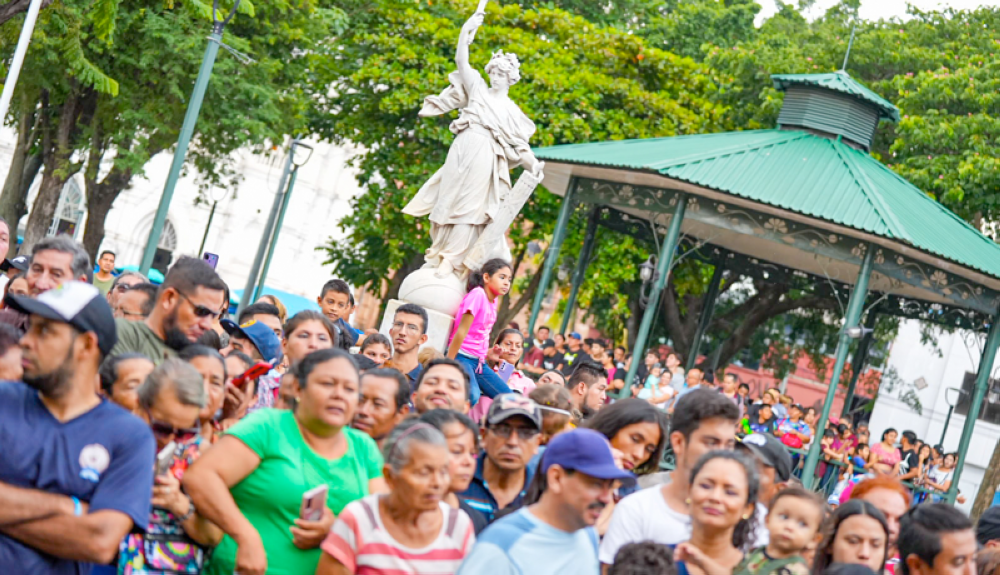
[638,255,659,308]
[0,0,45,121]
[939,387,965,447]
[254,142,313,302]
[139,0,242,275]
[197,186,228,256]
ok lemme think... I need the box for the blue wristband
[71,496,82,516]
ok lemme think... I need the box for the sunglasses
[148,413,200,443]
[178,291,221,319]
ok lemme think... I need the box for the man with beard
[0,282,156,572]
[110,256,226,363]
[459,394,542,525]
[567,362,609,421]
[411,358,471,415]
[458,428,634,574]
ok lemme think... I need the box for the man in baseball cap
[0,281,156,571]
[459,394,542,524]
[458,428,634,575]
[738,432,793,544]
[221,318,283,364]
[977,506,1000,549]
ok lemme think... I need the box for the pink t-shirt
[449,287,497,359]
[322,495,475,575]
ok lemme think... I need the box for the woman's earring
[684,498,692,505]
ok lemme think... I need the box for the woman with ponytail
[446,258,514,406]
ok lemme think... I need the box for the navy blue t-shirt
[0,381,156,574]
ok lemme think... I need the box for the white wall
[870,319,1000,511]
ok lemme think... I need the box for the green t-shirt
[93,274,115,296]
[108,319,177,364]
[205,409,384,575]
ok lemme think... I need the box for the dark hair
[585,398,668,475]
[608,541,676,575]
[352,354,379,372]
[361,367,410,411]
[361,333,393,354]
[537,325,550,334]
[128,283,159,317]
[394,303,428,335]
[770,486,826,524]
[414,357,470,398]
[813,500,890,575]
[494,328,523,346]
[0,323,20,357]
[898,504,972,575]
[238,302,281,326]
[225,349,253,371]
[320,279,353,305]
[196,329,222,350]
[821,564,880,575]
[99,250,115,259]
[901,430,917,445]
[420,408,479,451]
[688,450,759,549]
[160,256,226,299]
[738,382,750,392]
[283,310,338,346]
[99,352,153,395]
[293,348,359,389]
[178,344,228,380]
[881,427,897,441]
[540,369,566,385]
[567,361,608,390]
[666,351,684,364]
[671,388,740,439]
[466,258,511,292]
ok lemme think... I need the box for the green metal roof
[535,129,1000,280]
[772,71,901,123]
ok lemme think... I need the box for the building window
[151,220,178,276]
[49,179,85,239]
[955,372,1000,425]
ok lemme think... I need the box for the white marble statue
[402,10,545,280]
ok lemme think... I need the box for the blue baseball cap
[542,429,636,487]
[568,332,582,340]
[221,318,283,363]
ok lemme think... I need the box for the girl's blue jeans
[456,353,512,406]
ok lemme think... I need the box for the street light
[845,325,874,339]
[940,386,966,447]
[639,255,659,308]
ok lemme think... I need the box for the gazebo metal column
[946,310,1000,504]
[802,245,875,489]
[559,206,601,334]
[840,304,879,419]
[624,194,688,385]
[528,178,578,337]
[686,260,726,372]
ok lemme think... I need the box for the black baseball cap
[486,393,542,430]
[2,255,29,272]
[738,433,793,482]
[978,506,1000,547]
[6,281,117,355]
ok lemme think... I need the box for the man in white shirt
[599,389,740,570]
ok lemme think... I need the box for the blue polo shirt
[0,381,156,574]
[406,364,423,393]
[458,451,535,525]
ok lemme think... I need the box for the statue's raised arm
[456,12,485,92]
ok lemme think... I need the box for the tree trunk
[0,102,40,252]
[378,252,424,319]
[972,438,1000,522]
[0,0,53,27]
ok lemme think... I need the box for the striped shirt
[321,495,475,575]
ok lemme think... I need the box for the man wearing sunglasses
[0,281,156,572]
[459,394,542,525]
[110,256,226,364]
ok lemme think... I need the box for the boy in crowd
[317,279,363,349]
[739,487,824,575]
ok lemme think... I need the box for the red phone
[231,360,275,390]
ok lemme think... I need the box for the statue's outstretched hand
[531,160,545,178]
[462,12,484,42]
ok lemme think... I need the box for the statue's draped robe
[403,71,536,274]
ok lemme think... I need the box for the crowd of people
[0,221,992,575]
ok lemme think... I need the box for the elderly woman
[420,408,488,534]
[119,359,222,573]
[402,10,544,277]
[317,419,476,574]
[184,348,386,575]
[179,345,227,446]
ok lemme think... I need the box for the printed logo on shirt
[79,443,111,482]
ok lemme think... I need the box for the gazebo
[529,70,1000,498]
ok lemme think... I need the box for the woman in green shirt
[184,348,387,575]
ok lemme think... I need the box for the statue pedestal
[379,299,457,353]
[379,269,466,353]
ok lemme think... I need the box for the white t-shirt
[754,502,769,547]
[928,466,954,487]
[599,485,691,564]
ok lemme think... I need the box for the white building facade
[0,127,366,305]
[870,319,1000,511]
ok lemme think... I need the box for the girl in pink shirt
[447,259,514,406]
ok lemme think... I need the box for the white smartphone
[155,441,176,476]
[300,485,329,521]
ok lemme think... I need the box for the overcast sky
[757,0,1000,21]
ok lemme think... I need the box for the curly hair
[485,50,521,84]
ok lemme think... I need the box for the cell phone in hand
[155,441,176,476]
[231,360,275,391]
[300,485,329,522]
[496,360,516,383]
